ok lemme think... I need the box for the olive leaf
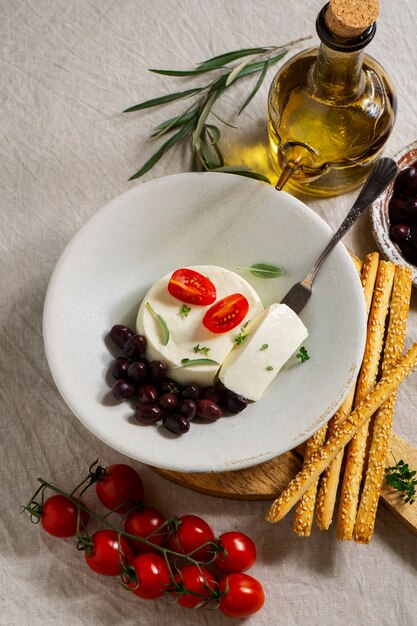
[124,37,312,181]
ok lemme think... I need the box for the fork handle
[304,157,398,287]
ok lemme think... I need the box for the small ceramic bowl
[370,140,417,287]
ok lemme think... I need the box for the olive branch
[124,37,311,182]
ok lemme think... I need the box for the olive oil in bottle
[267,0,397,197]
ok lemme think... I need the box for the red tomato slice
[167,268,216,306]
[203,293,249,334]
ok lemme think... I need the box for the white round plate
[370,140,417,287]
[43,172,366,473]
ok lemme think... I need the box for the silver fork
[281,157,398,315]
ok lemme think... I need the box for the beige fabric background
[1,0,416,624]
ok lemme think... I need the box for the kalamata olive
[135,403,164,425]
[411,225,417,250]
[127,361,148,384]
[158,379,180,394]
[158,393,179,412]
[224,392,248,414]
[181,384,201,400]
[390,224,411,244]
[404,198,417,222]
[111,357,130,380]
[110,324,135,350]
[177,399,197,420]
[137,384,158,404]
[162,414,190,435]
[148,360,167,382]
[393,166,417,197]
[202,385,226,405]
[112,380,135,400]
[196,399,222,421]
[124,335,147,359]
[389,196,407,224]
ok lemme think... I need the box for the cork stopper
[325,0,379,38]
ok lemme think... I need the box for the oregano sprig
[124,37,311,181]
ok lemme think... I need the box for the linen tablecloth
[1,1,416,624]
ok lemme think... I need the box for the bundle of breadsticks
[266,252,415,544]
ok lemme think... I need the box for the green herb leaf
[296,346,310,363]
[193,344,210,355]
[129,122,194,180]
[212,167,270,183]
[237,263,283,278]
[239,59,270,115]
[179,304,191,317]
[146,302,170,346]
[197,47,272,71]
[265,365,274,371]
[151,107,199,139]
[180,358,220,367]
[260,344,268,351]
[234,328,248,345]
[123,88,203,113]
[385,459,417,504]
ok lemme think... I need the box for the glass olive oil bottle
[268,0,396,197]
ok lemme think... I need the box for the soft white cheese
[136,266,263,386]
[219,303,308,401]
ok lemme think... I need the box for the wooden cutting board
[154,431,417,536]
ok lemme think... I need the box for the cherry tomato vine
[21,461,264,618]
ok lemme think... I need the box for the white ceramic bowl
[43,172,366,473]
[370,141,417,287]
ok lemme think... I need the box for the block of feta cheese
[219,303,308,401]
[136,266,263,386]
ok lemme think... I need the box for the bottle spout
[275,161,299,191]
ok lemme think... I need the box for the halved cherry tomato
[203,293,249,333]
[167,268,216,306]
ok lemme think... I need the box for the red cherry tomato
[167,268,216,306]
[124,506,166,554]
[95,464,144,513]
[41,495,89,538]
[167,514,215,561]
[203,293,249,333]
[84,529,133,576]
[215,531,256,573]
[219,573,265,619]
[174,565,217,609]
[129,553,171,599]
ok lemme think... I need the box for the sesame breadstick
[294,255,364,536]
[265,341,417,523]
[336,260,395,540]
[354,265,412,544]
[293,425,328,536]
[316,253,379,530]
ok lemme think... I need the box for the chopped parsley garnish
[260,344,268,351]
[179,304,191,317]
[193,344,210,355]
[234,321,250,345]
[296,346,310,362]
[265,365,274,371]
[385,459,416,504]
